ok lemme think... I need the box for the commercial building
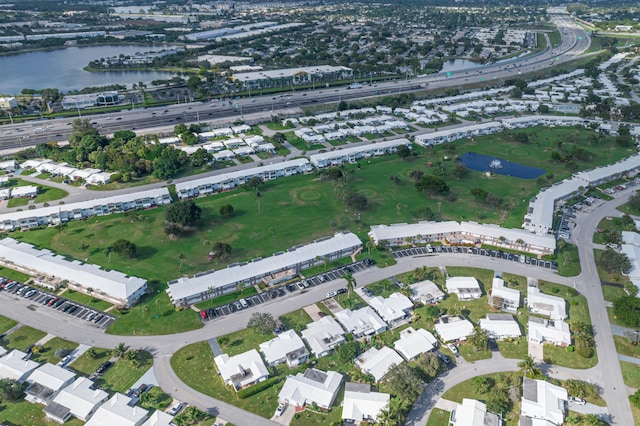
[0,187,172,231]
[278,368,343,410]
[341,382,390,423]
[167,231,362,306]
[0,238,148,307]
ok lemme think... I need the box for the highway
[0,13,590,152]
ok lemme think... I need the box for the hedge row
[236,376,282,399]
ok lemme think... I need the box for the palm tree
[113,342,129,358]
[178,252,185,272]
[518,355,543,379]
[344,272,356,298]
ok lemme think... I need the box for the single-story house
[446,276,482,300]
[342,382,390,423]
[526,287,567,320]
[489,277,520,313]
[355,346,404,382]
[367,292,413,326]
[479,314,522,340]
[528,317,571,347]
[0,350,39,382]
[214,349,269,391]
[301,316,346,358]
[434,316,475,343]
[394,327,438,361]
[335,307,387,338]
[48,377,108,423]
[409,279,445,305]
[520,377,567,425]
[450,398,501,426]
[24,363,76,405]
[278,368,343,410]
[84,393,149,426]
[259,329,309,368]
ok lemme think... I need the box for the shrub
[236,377,281,399]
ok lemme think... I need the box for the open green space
[427,408,451,426]
[96,351,153,393]
[69,347,112,376]
[218,327,274,357]
[621,361,640,388]
[171,342,282,419]
[279,309,313,333]
[2,326,46,352]
[0,399,84,426]
[0,314,18,333]
[0,266,31,283]
[497,337,528,360]
[30,337,79,365]
[62,289,114,311]
[614,335,640,359]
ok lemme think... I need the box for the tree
[469,326,489,351]
[344,192,368,211]
[113,342,129,358]
[383,363,423,400]
[247,312,276,335]
[166,200,202,226]
[219,204,234,216]
[518,355,543,379]
[211,242,232,259]
[600,248,631,274]
[110,239,137,258]
[396,144,410,160]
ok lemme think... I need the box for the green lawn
[426,408,451,426]
[171,342,282,419]
[62,289,114,311]
[3,326,47,351]
[497,337,528,359]
[96,351,153,393]
[614,335,640,358]
[0,266,31,283]
[280,309,313,333]
[30,337,79,365]
[621,361,640,388]
[0,399,84,426]
[218,327,274,357]
[0,314,18,333]
[69,347,112,376]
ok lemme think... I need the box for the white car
[447,343,459,355]
[275,401,286,417]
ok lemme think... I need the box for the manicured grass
[139,386,173,411]
[69,347,112,376]
[614,335,640,358]
[280,309,313,333]
[458,342,492,362]
[96,351,153,393]
[0,399,84,426]
[3,326,47,351]
[621,361,640,388]
[556,242,581,277]
[427,409,451,426]
[218,327,274,357]
[0,266,31,283]
[171,342,282,419]
[62,289,113,311]
[0,314,18,333]
[195,287,259,310]
[30,337,79,365]
[497,337,528,359]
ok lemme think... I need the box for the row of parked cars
[199,259,376,321]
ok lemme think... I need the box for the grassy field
[0,314,17,333]
[30,337,79,365]
[621,361,640,388]
[2,326,47,351]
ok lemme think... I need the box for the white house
[84,393,149,426]
[446,276,482,300]
[342,382,390,423]
[301,316,346,358]
[526,287,567,320]
[48,377,108,423]
[367,292,413,326]
[528,317,571,347]
[0,350,39,381]
[479,314,522,340]
[335,307,387,338]
[355,346,404,382]
[214,349,269,391]
[278,368,343,410]
[450,398,501,426]
[394,327,438,361]
[259,329,309,368]
[409,280,445,305]
[24,363,76,405]
[489,277,520,313]
[434,316,475,343]
[520,377,567,425]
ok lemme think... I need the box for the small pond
[460,152,545,179]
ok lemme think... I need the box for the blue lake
[460,152,545,179]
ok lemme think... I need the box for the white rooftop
[355,346,404,382]
[394,327,438,361]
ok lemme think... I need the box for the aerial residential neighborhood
[0,1,640,426]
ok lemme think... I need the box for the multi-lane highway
[0,13,590,152]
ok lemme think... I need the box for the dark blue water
[460,152,545,179]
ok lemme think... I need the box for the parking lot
[391,246,558,270]
[199,259,375,321]
[0,278,115,328]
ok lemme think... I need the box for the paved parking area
[199,259,376,322]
